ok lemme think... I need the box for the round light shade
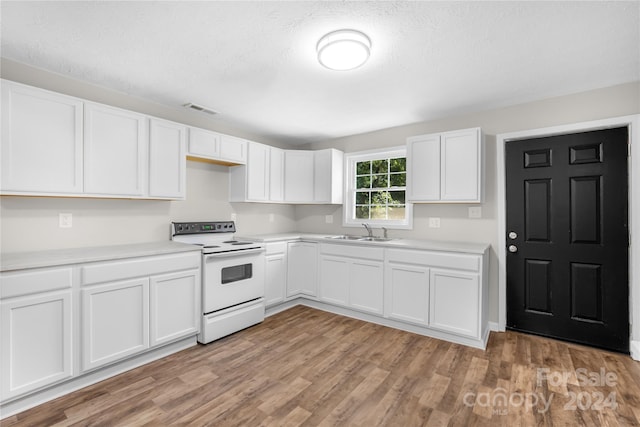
[317,29,371,71]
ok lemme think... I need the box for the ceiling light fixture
[316,29,371,71]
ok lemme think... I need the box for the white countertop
[239,233,490,254]
[0,241,201,272]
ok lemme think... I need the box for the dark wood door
[506,127,629,353]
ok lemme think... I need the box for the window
[344,147,413,229]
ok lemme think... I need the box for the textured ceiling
[2,1,639,145]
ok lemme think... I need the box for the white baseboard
[488,321,502,332]
[631,340,640,361]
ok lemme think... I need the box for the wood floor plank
[2,306,639,427]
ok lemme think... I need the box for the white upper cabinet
[219,134,247,164]
[188,127,219,159]
[149,118,186,199]
[407,134,440,201]
[1,80,83,194]
[283,148,343,204]
[284,150,315,203]
[269,147,285,202]
[229,141,270,202]
[246,141,270,201]
[84,103,147,196]
[407,127,483,203]
[441,128,482,201]
[314,149,343,204]
[187,127,247,165]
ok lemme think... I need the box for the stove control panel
[172,221,236,235]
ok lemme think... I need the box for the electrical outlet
[428,217,440,228]
[468,206,482,218]
[230,213,237,221]
[59,213,73,228]
[325,215,333,224]
[269,213,275,222]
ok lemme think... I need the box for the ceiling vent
[183,103,218,115]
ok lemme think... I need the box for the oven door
[202,248,265,313]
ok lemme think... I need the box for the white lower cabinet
[1,289,73,401]
[319,244,384,315]
[385,262,430,326]
[265,242,287,307]
[80,252,200,372]
[0,249,201,413]
[429,269,479,338]
[286,241,318,297]
[150,270,199,346]
[318,255,349,306]
[82,278,150,372]
[350,260,384,315]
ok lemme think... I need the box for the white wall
[0,59,297,252]
[301,81,640,324]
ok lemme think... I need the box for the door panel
[506,127,629,353]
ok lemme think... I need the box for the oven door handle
[203,247,265,260]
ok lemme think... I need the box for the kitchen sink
[326,235,363,240]
[326,235,394,242]
[357,236,393,242]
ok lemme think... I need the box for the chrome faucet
[362,223,373,237]
[382,227,388,239]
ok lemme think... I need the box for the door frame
[497,114,640,360]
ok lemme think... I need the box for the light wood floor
[3,305,640,426]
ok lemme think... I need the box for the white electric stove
[171,221,265,344]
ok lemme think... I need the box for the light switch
[269,213,275,222]
[428,217,440,228]
[59,213,72,228]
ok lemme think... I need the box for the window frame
[343,146,413,229]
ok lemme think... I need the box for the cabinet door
[150,269,199,346]
[1,80,83,194]
[265,252,286,307]
[247,142,270,201]
[286,242,318,297]
[219,134,247,164]
[440,128,481,202]
[269,147,285,202]
[350,260,384,315]
[84,103,147,196]
[81,278,149,372]
[313,149,332,203]
[284,151,314,203]
[188,127,219,159]
[385,262,429,326]
[407,134,440,201]
[313,149,344,204]
[1,290,73,400]
[429,269,479,338]
[149,119,186,199]
[318,255,349,306]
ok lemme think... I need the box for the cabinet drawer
[266,242,287,255]
[1,267,73,299]
[386,249,480,272]
[320,243,384,260]
[81,252,200,286]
